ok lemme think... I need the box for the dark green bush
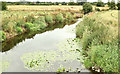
[96,2,105,7]
[95,8,100,11]
[83,3,93,14]
[2,2,7,10]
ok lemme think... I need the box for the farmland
[7,5,109,11]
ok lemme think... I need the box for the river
[0,18,91,73]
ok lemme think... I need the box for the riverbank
[1,10,83,42]
[76,10,118,72]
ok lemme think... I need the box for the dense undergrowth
[1,11,82,42]
[76,11,118,72]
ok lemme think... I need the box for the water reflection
[2,21,75,52]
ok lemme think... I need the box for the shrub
[39,22,47,29]
[25,22,47,31]
[56,13,64,23]
[16,19,25,27]
[83,3,93,14]
[45,15,53,24]
[34,16,45,25]
[16,27,23,33]
[96,2,105,7]
[25,15,35,23]
[2,2,7,10]
[95,8,100,11]
[0,31,6,41]
[65,12,73,21]
[25,23,35,31]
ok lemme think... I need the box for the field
[7,5,109,11]
[76,10,118,72]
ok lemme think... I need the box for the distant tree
[36,1,40,4]
[109,0,116,9]
[68,2,76,5]
[117,2,120,10]
[96,0,105,7]
[108,0,111,7]
[2,2,7,10]
[83,3,93,14]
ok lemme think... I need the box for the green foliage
[25,22,47,31]
[0,31,6,41]
[117,2,120,10]
[96,2,105,7]
[16,19,25,27]
[45,15,53,24]
[76,13,118,72]
[56,13,64,23]
[83,3,93,14]
[16,27,23,33]
[109,1,116,10]
[26,15,35,23]
[95,8,100,11]
[66,12,73,21]
[2,2,7,10]
[25,23,36,31]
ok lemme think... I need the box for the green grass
[76,10,118,72]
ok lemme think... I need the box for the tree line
[1,1,120,11]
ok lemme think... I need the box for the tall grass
[76,11,118,72]
[2,11,78,41]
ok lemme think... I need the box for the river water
[0,18,91,73]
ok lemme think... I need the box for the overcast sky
[0,0,118,3]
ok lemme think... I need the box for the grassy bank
[0,10,83,42]
[76,10,118,72]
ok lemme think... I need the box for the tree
[108,0,111,7]
[96,0,105,7]
[117,2,120,10]
[2,2,7,10]
[83,3,93,14]
[109,0,116,9]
